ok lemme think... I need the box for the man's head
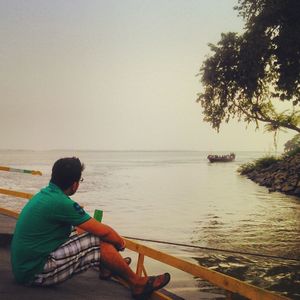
[50,157,85,195]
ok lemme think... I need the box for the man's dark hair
[50,157,85,190]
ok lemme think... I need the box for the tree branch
[232,100,300,133]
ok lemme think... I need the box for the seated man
[11,157,170,299]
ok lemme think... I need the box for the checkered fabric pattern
[33,231,101,286]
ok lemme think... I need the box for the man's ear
[65,181,79,196]
[72,181,79,191]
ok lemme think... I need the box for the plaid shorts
[33,231,101,286]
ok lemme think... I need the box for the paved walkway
[0,214,16,234]
[0,241,133,299]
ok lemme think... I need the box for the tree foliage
[284,133,300,152]
[197,0,300,133]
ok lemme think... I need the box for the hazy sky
[0,0,295,151]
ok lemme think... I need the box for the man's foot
[99,257,132,280]
[132,273,171,299]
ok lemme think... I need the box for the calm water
[0,150,299,299]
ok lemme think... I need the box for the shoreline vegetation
[238,148,300,198]
[197,0,300,202]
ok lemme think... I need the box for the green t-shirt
[11,182,91,284]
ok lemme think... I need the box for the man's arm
[77,218,125,251]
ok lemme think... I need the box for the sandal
[99,257,132,280]
[132,273,171,300]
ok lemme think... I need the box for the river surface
[0,150,299,299]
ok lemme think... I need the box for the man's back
[11,182,90,284]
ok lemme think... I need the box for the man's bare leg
[99,241,169,295]
[99,256,131,279]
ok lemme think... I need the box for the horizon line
[0,148,279,153]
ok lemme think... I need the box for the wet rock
[265,265,291,276]
[293,187,300,196]
[242,153,300,198]
[281,183,295,193]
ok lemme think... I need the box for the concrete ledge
[0,245,132,300]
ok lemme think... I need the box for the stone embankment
[243,153,300,197]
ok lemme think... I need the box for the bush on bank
[238,156,282,175]
[238,147,300,197]
[238,134,300,197]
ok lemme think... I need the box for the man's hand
[117,239,126,251]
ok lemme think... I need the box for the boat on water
[0,166,289,300]
[207,153,235,163]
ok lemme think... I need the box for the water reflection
[0,150,299,298]
[191,170,300,299]
[192,253,300,299]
